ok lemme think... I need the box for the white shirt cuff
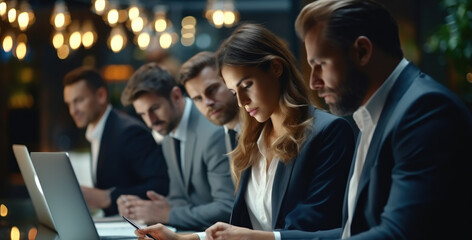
[196,231,206,240]
[274,231,281,240]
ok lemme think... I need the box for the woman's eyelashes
[242,81,253,90]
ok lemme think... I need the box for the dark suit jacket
[280,63,472,239]
[230,108,354,232]
[162,103,234,230]
[96,109,169,216]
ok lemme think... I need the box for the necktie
[173,138,183,178]
[228,129,238,150]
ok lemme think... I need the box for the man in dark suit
[63,67,169,216]
[178,51,239,152]
[276,0,472,239]
[118,63,234,231]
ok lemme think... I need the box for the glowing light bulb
[82,31,94,48]
[18,11,30,31]
[137,32,150,50]
[212,10,224,27]
[8,7,16,23]
[154,18,166,32]
[54,13,65,29]
[57,45,69,59]
[52,32,64,49]
[16,42,27,60]
[110,35,124,52]
[224,11,235,26]
[107,9,118,25]
[2,35,13,52]
[128,6,139,20]
[159,32,172,49]
[131,17,144,32]
[69,31,81,49]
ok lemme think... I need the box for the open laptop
[13,145,137,240]
[12,144,56,231]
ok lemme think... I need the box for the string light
[50,1,71,31]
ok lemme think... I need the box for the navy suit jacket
[230,108,354,232]
[96,109,169,216]
[280,63,472,239]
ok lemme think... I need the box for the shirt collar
[224,123,240,134]
[170,97,191,142]
[353,58,409,129]
[86,104,112,142]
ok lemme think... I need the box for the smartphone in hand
[122,215,157,240]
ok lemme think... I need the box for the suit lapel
[183,106,198,187]
[96,109,115,185]
[354,63,420,206]
[163,136,186,190]
[271,159,295,229]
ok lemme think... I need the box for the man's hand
[81,186,111,210]
[117,191,171,225]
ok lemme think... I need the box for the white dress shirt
[169,98,192,172]
[245,128,279,231]
[342,58,409,238]
[85,104,112,186]
[196,126,281,240]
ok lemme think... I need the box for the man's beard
[327,64,368,116]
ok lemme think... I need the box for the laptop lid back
[30,152,99,240]
[12,144,56,230]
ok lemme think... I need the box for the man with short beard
[118,63,234,231]
[178,51,240,153]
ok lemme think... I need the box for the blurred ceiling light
[181,16,196,28]
[128,1,140,21]
[153,5,169,32]
[0,1,7,19]
[0,204,7,217]
[130,16,144,33]
[2,31,14,52]
[108,24,127,52]
[11,226,20,240]
[7,2,16,23]
[181,34,194,47]
[57,44,69,59]
[28,227,38,240]
[106,7,119,26]
[69,21,82,50]
[18,1,35,31]
[205,0,238,28]
[212,10,224,28]
[81,20,97,49]
[159,32,172,49]
[15,41,27,60]
[136,31,150,50]
[92,0,108,15]
[52,31,65,49]
[50,1,71,31]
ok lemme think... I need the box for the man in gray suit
[118,63,235,231]
[178,51,240,153]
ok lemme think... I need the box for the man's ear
[96,87,108,104]
[170,86,183,102]
[353,36,372,67]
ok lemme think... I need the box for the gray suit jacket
[162,103,235,231]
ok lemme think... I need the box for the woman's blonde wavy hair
[216,23,315,189]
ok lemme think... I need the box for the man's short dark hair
[63,66,106,91]
[121,62,178,106]
[178,51,216,86]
